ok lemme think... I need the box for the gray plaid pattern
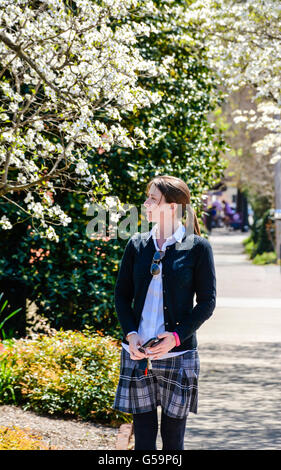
[112,347,200,419]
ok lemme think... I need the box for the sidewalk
[199,227,281,344]
[158,227,281,450]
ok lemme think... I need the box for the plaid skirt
[112,347,200,419]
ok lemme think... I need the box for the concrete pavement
[199,228,281,344]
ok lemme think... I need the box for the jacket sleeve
[174,239,216,344]
[114,237,138,338]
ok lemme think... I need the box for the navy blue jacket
[114,230,216,351]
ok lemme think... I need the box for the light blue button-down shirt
[122,220,193,359]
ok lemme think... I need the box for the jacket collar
[139,221,190,250]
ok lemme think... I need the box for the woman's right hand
[127,333,147,360]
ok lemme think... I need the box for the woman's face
[144,183,176,225]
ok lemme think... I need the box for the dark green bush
[254,209,275,256]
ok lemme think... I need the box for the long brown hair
[146,175,201,236]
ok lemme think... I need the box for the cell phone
[138,337,164,353]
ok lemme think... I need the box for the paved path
[156,227,281,450]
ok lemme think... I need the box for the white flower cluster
[22,191,72,241]
[75,159,90,176]
[45,226,59,243]
[0,0,168,238]
[0,215,12,230]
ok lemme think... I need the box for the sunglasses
[150,250,165,275]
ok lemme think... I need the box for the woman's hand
[127,333,148,360]
[146,332,176,359]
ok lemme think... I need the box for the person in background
[230,212,242,231]
[222,200,234,228]
[212,200,223,228]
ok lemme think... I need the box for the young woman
[112,175,216,450]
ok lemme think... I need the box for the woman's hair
[146,175,201,236]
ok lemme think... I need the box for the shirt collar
[148,220,185,244]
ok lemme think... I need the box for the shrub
[0,425,55,450]
[243,237,255,258]
[254,209,275,256]
[252,252,277,265]
[0,355,19,404]
[0,330,130,426]
[243,210,277,264]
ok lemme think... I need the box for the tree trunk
[237,188,249,232]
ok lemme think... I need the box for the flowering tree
[215,87,275,208]
[183,0,281,165]
[0,0,162,239]
[0,0,228,335]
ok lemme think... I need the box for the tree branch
[0,31,77,106]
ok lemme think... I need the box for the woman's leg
[160,408,187,450]
[133,408,158,450]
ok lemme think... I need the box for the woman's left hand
[146,332,176,359]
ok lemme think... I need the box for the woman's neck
[155,219,180,241]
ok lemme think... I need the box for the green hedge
[243,208,277,264]
[0,330,130,427]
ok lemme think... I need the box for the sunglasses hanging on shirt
[150,250,165,276]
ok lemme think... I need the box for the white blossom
[45,226,59,242]
[100,172,110,188]
[0,215,12,230]
[105,196,117,208]
[75,159,90,176]
[110,212,121,223]
[24,192,34,204]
